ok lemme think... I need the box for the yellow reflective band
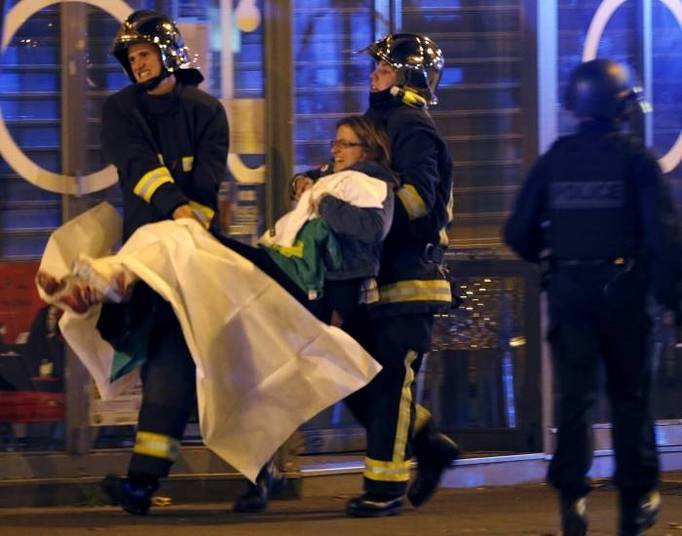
[397,184,427,220]
[133,166,174,203]
[267,240,304,258]
[378,279,452,304]
[438,227,450,247]
[414,404,432,434]
[188,200,215,229]
[359,277,379,305]
[439,190,454,246]
[157,154,164,165]
[393,350,418,462]
[182,156,194,172]
[363,457,412,482]
[133,431,180,461]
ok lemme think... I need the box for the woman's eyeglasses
[330,140,364,149]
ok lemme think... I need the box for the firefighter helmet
[564,59,649,119]
[111,10,203,86]
[361,33,444,106]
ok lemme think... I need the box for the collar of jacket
[138,84,181,116]
[349,161,399,190]
[368,87,403,111]
[578,118,621,135]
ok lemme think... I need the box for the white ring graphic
[583,0,682,173]
[0,0,133,194]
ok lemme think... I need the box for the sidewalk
[1,476,681,535]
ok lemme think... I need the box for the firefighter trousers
[343,312,434,496]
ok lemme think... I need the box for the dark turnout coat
[101,83,228,240]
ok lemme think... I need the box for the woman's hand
[291,175,314,201]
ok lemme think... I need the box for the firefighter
[340,33,460,517]
[504,59,682,536]
[98,10,228,515]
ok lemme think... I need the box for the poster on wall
[0,261,65,394]
[0,261,44,345]
[89,380,142,427]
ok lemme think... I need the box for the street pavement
[1,480,681,535]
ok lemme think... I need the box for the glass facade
[0,1,680,462]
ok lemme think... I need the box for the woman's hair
[335,115,392,171]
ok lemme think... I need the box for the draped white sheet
[37,203,380,481]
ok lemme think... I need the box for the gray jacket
[317,161,397,280]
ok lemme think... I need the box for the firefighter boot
[101,473,159,516]
[407,431,460,507]
[346,493,404,517]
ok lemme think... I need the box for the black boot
[407,431,460,507]
[233,461,284,513]
[101,473,159,516]
[346,492,403,517]
[620,490,660,536]
[559,496,588,536]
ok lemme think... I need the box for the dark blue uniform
[100,82,228,484]
[102,83,228,240]
[505,118,682,506]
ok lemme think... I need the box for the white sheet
[37,203,381,481]
[259,169,388,248]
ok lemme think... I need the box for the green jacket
[263,219,342,300]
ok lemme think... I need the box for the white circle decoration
[0,0,133,194]
[583,0,682,173]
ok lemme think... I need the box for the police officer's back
[505,59,682,536]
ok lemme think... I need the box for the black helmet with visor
[564,59,650,120]
[111,10,203,88]
[361,33,444,106]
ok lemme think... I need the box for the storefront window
[0,0,268,452]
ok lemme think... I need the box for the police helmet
[111,10,203,86]
[362,33,444,106]
[564,59,649,120]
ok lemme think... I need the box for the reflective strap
[358,277,379,305]
[188,200,215,229]
[182,156,194,172]
[439,188,454,246]
[414,404,432,435]
[393,350,418,462]
[267,240,304,258]
[133,431,180,461]
[133,166,174,203]
[397,184,427,220]
[445,188,454,224]
[438,227,449,247]
[363,457,412,482]
[157,154,164,165]
[378,279,451,304]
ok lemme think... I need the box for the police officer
[504,59,682,536]
[98,10,228,515]
[338,33,460,517]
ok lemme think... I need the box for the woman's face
[331,124,366,173]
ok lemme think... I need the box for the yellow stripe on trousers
[133,431,180,461]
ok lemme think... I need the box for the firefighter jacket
[101,82,229,240]
[504,118,682,315]
[364,88,455,316]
